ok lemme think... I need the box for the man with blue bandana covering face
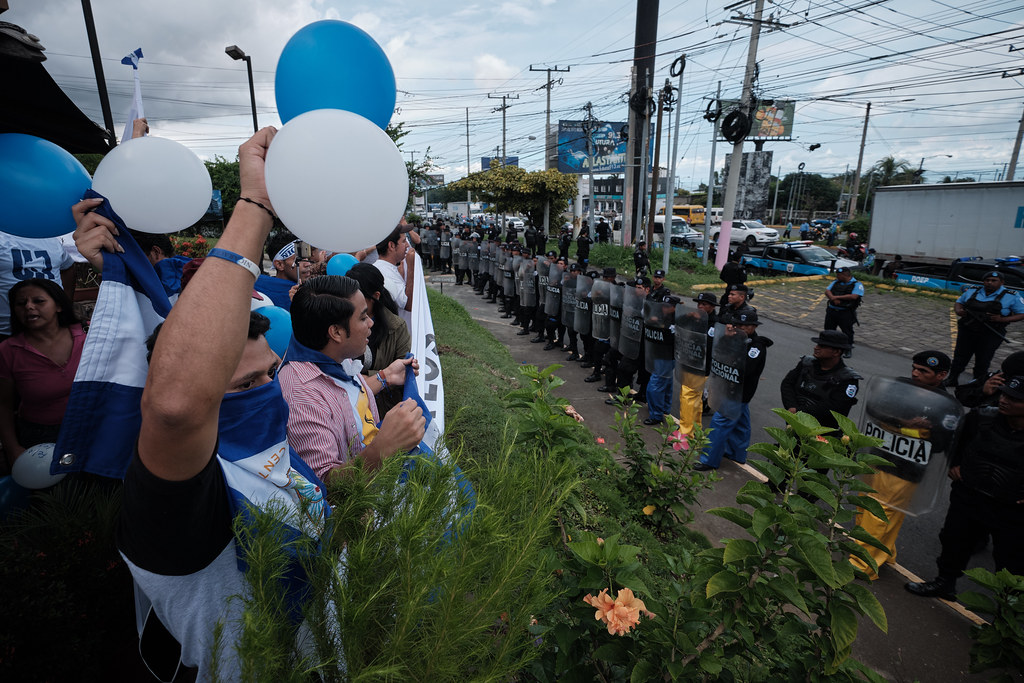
[72,128,328,680]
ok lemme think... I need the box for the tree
[777,172,840,216]
[205,155,241,220]
[449,164,579,232]
[387,121,435,211]
[870,155,914,187]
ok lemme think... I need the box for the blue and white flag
[120,48,146,143]
[53,190,170,479]
[408,252,446,455]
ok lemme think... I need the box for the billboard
[557,120,632,174]
[722,150,773,220]
[482,156,519,170]
[718,100,795,140]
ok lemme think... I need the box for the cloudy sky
[7,0,1024,189]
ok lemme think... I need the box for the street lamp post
[225,45,258,133]
[917,154,952,184]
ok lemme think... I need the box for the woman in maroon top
[0,278,85,470]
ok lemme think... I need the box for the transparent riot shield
[544,263,563,317]
[511,254,523,295]
[440,232,452,259]
[520,260,537,307]
[575,274,594,335]
[673,304,710,381]
[859,376,963,515]
[618,285,644,360]
[591,280,612,340]
[488,243,498,278]
[561,271,578,328]
[644,299,675,374]
[537,258,551,294]
[459,239,471,271]
[707,323,748,420]
[608,284,623,351]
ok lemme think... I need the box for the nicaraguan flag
[52,189,171,479]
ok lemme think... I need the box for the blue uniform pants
[700,404,751,468]
[646,359,674,420]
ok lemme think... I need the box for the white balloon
[11,443,65,490]
[92,136,213,234]
[265,109,408,253]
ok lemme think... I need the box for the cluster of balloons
[0,19,405,251]
[266,21,409,253]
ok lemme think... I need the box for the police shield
[673,304,710,382]
[859,376,963,515]
[544,263,563,316]
[575,274,594,335]
[608,284,623,351]
[459,239,471,270]
[511,254,524,295]
[707,323,748,420]
[644,299,675,374]
[618,285,644,360]
[591,280,612,340]
[488,243,498,278]
[440,231,452,259]
[520,260,537,307]
[561,270,578,328]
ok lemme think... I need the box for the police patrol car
[741,241,859,277]
[894,256,1024,295]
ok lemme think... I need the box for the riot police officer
[586,268,616,383]
[780,330,860,432]
[633,239,650,277]
[576,227,593,266]
[906,376,1024,599]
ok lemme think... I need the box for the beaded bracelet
[376,371,388,390]
[237,196,277,222]
[207,247,260,280]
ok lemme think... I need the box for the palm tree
[870,155,914,187]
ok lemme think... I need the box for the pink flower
[815,435,828,443]
[669,429,689,452]
[596,437,606,444]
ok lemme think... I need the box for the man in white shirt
[373,225,415,326]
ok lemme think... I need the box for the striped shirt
[278,360,380,480]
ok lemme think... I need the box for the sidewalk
[425,272,1001,683]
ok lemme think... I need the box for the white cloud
[473,54,518,86]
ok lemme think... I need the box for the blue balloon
[326,253,359,276]
[0,475,31,519]
[260,305,293,358]
[0,134,92,238]
[275,20,396,129]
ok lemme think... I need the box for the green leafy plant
[959,568,1024,681]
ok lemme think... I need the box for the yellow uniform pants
[850,471,918,580]
[677,373,706,435]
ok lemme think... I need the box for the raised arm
[138,127,277,481]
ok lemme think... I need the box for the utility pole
[81,0,116,147]
[665,56,685,273]
[1008,103,1024,181]
[771,165,781,224]
[646,80,672,248]
[637,77,653,246]
[530,65,570,235]
[718,0,768,269]
[837,163,849,216]
[489,93,519,234]
[582,102,598,241]
[626,0,660,246]
[465,108,471,204]
[848,102,870,218]
[702,82,721,265]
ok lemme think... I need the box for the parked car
[741,242,859,276]
[712,220,778,246]
[503,216,525,229]
[894,256,1024,294]
[669,222,703,249]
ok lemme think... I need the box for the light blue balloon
[0,134,92,238]
[326,253,359,276]
[275,20,396,129]
[260,305,293,358]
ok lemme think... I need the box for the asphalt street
[426,269,1014,683]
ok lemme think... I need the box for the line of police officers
[442,228,1023,596]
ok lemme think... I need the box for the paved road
[426,272,1013,682]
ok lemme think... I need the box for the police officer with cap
[694,310,773,470]
[780,330,860,431]
[949,270,1024,385]
[906,374,1024,599]
[824,266,864,358]
[586,267,617,383]
[633,239,650,277]
[721,284,755,324]
[851,350,957,579]
[678,292,718,432]
[649,269,672,302]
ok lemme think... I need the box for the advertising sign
[557,120,653,175]
[482,156,519,170]
[718,99,795,139]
